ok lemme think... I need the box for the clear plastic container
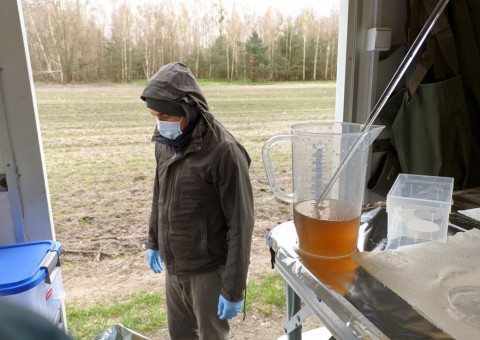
[386,174,454,248]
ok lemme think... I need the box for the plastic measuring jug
[263,122,383,258]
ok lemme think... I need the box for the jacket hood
[143,62,218,142]
[141,62,209,118]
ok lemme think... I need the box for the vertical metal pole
[286,283,302,340]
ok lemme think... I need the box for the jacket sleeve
[214,142,254,301]
[147,166,160,250]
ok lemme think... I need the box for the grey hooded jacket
[141,62,254,301]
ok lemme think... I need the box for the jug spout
[364,125,384,145]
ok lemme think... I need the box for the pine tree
[245,31,268,82]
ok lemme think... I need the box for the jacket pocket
[168,215,209,261]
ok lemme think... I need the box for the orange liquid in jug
[297,252,358,295]
[294,200,360,258]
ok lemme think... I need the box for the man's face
[150,109,187,131]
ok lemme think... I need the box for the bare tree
[313,17,321,80]
[297,10,314,81]
[23,0,338,83]
[259,8,284,80]
[135,3,165,79]
[110,3,134,82]
[24,0,105,83]
[225,2,240,80]
[24,2,62,81]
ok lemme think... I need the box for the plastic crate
[0,240,65,327]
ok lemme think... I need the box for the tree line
[22,0,339,83]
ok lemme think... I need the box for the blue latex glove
[146,249,163,273]
[217,295,243,320]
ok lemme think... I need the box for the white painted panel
[335,0,357,122]
[0,0,55,241]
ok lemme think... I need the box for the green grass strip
[67,291,166,339]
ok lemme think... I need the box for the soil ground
[59,203,323,339]
[38,83,335,339]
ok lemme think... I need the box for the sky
[112,0,339,18]
[233,0,339,17]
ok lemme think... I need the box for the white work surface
[354,229,480,340]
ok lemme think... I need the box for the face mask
[157,118,183,140]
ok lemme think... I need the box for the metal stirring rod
[315,0,451,209]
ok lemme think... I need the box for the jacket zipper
[166,152,177,273]
[163,145,201,274]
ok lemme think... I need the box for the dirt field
[36,83,335,339]
[59,205,324,339]
[57,177,309,339]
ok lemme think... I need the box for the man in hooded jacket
[141,61,254,339]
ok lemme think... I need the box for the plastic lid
[387,174,454,204]
[0,240,61,296]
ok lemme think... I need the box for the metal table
[268,193,480,340]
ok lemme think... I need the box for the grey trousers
[165,268,229,340]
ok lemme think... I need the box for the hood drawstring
[198,106,219,142]
[183,96,219,143]
[242,268,250,321]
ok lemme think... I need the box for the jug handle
[262,135,293,203]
